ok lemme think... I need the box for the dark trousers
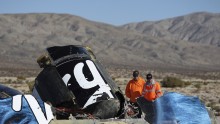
[136,97,155,123]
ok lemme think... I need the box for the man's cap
[146,73,152,80]
[133,70,139,77]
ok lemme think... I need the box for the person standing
[125,70,145,118]
[142,73,163,101]
[140,73,163,123]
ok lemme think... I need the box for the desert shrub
[161,76,191,88]
[213,105,220,112]
[184,81,191,86]
[194,83,201,89]
[5,79,12,84]
[206,102,220,114]
[26,81,35,92]
[112,77,116,81]
[12,81,17,84]
[17,76,26,80]
[207,103,211,108]
[207,102,215,108]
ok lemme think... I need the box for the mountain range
[0,12,220,73]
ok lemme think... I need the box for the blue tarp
[0,85,41,124]
[0,84,22,96]
[137,92,211,124]
[0,96,38,124]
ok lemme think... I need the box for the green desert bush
[112,77,116,81]
[213,105,220,112]
[207,102,216,108]
[194,83,201,89]
[5,79,12,84]
[26,80,35,92]
[161,76,191,88]
[17,76,26,80]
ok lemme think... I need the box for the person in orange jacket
[141,73,163,123]
[125,70,145,118]
[142,73,163,101]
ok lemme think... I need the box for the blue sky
[0,0,220,25]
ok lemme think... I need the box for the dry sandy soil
[1,68,220,123]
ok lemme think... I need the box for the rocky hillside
[0,12,220,74]
[122,12,220,46]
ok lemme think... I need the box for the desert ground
[0,67,220,123]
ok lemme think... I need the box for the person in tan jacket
[125,70,145,118]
